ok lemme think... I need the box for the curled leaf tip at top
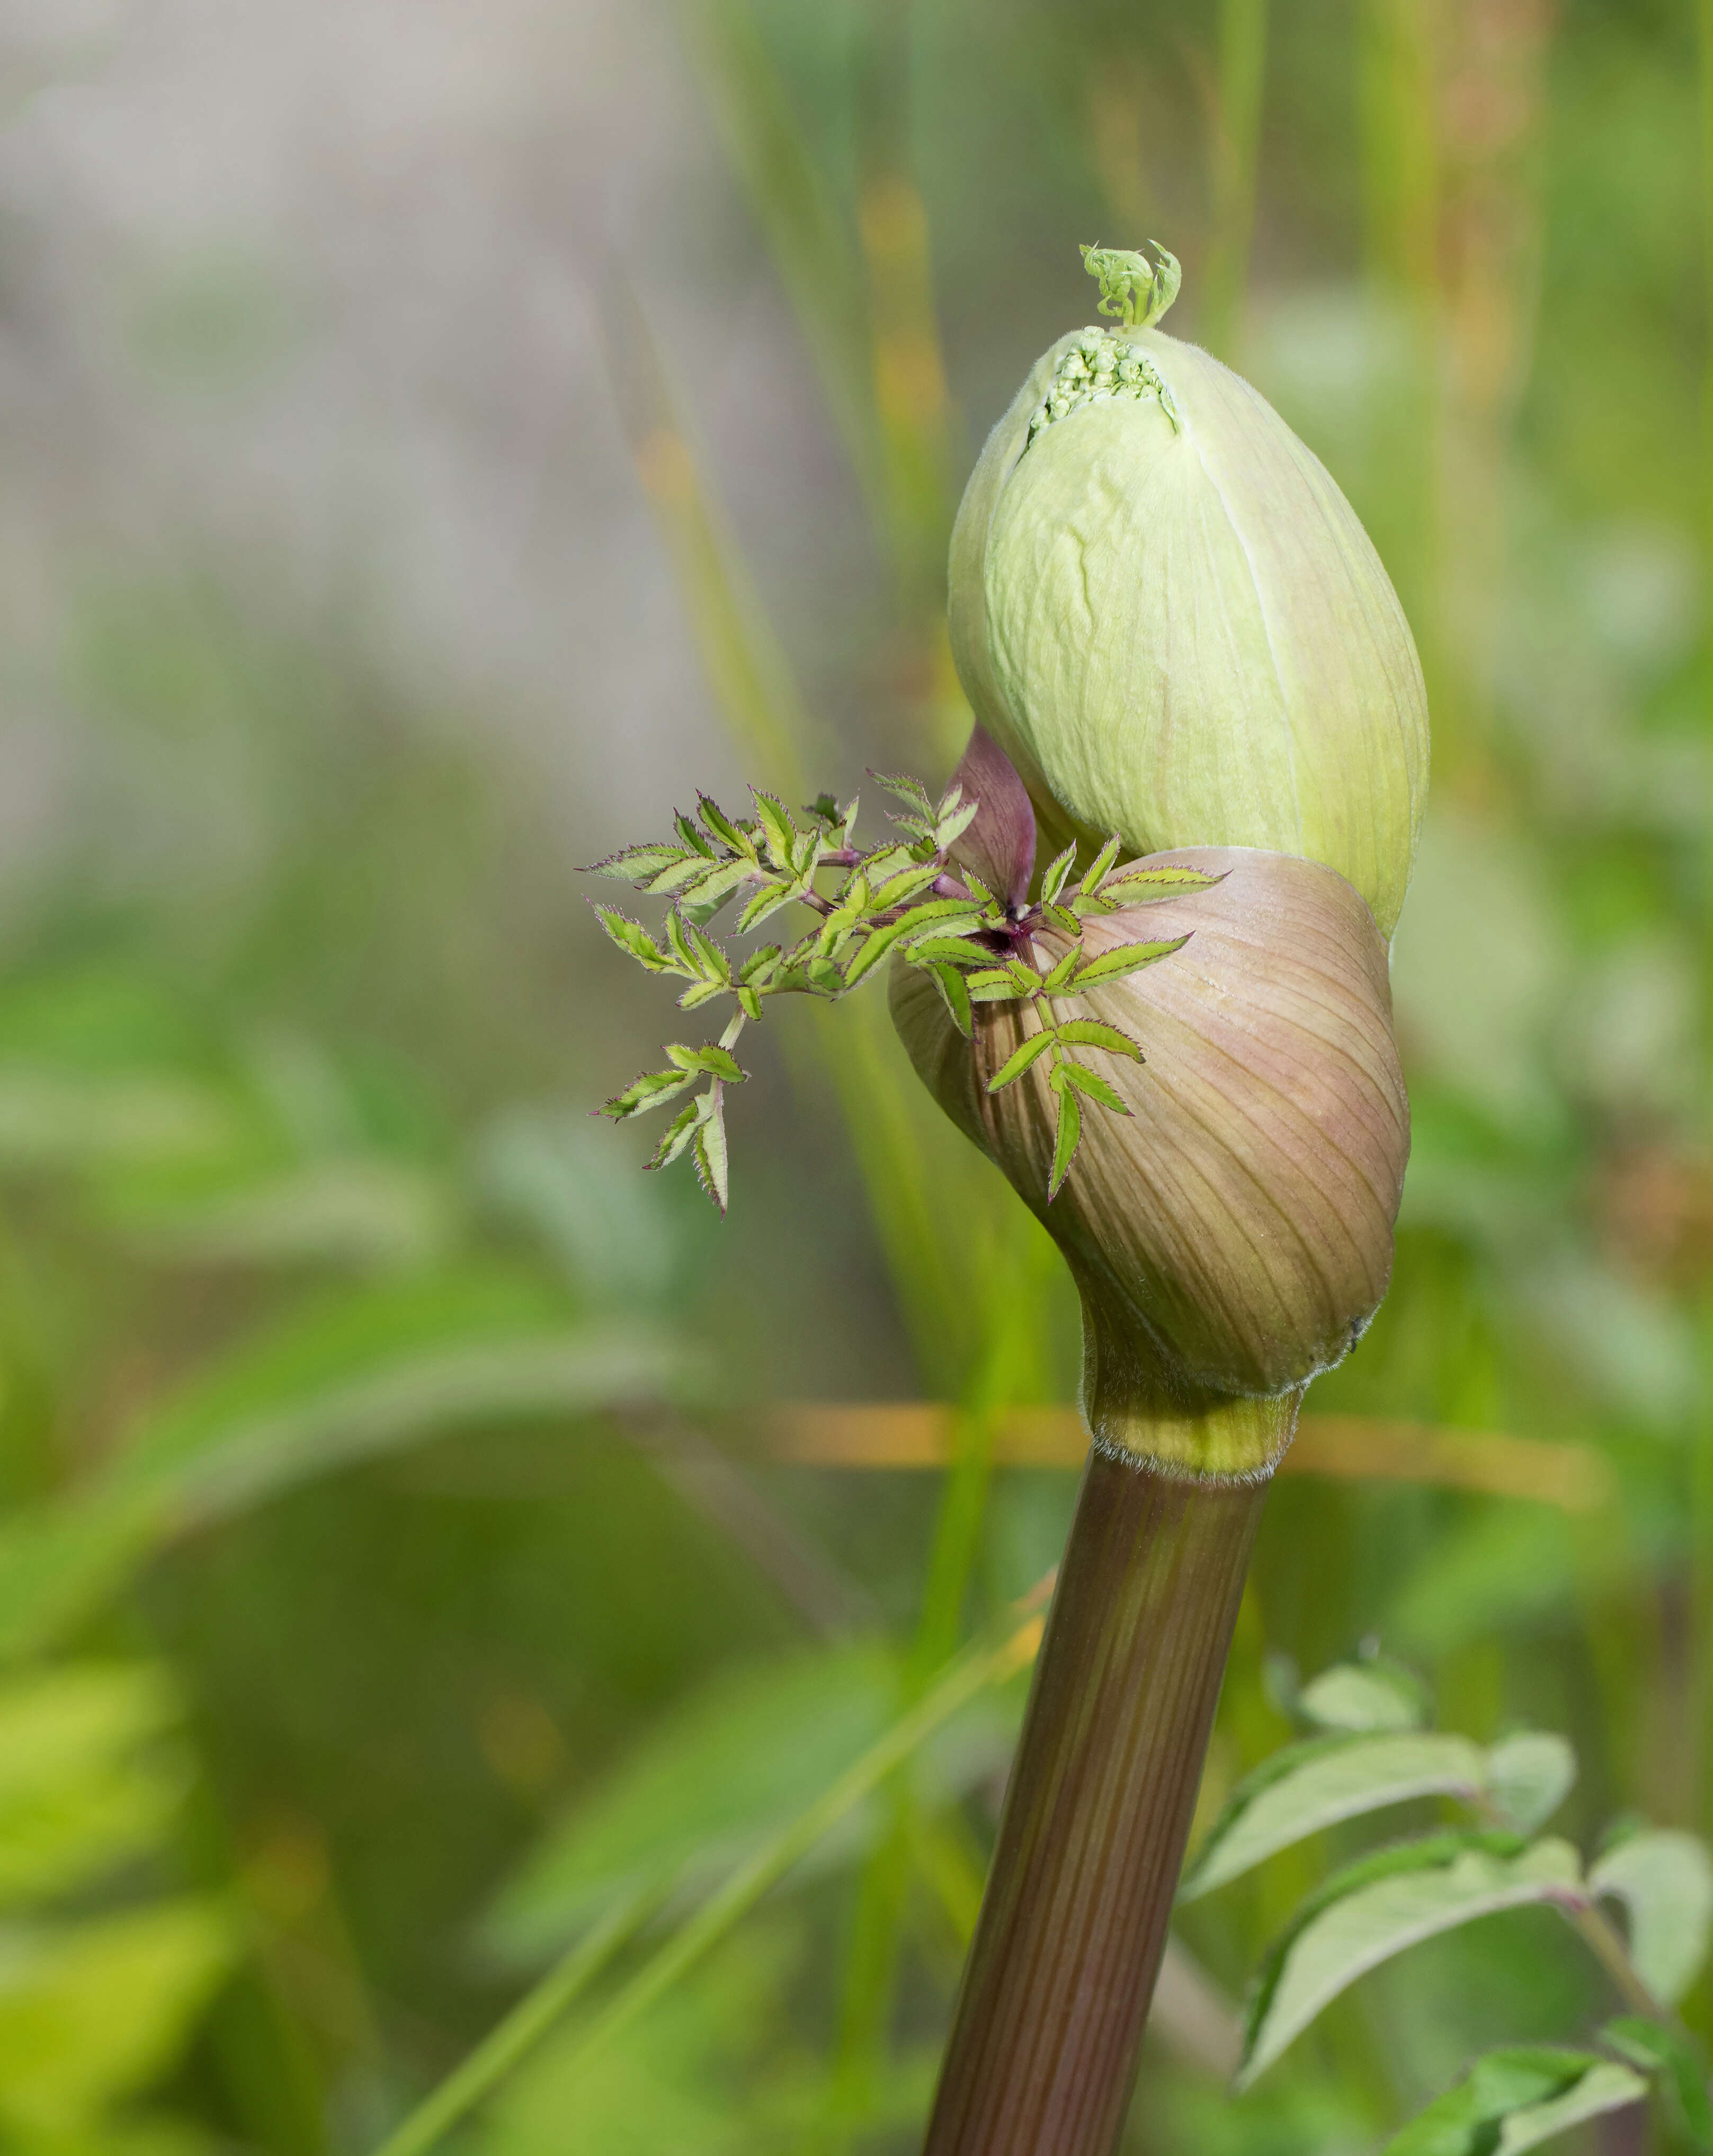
[1078,240,1182,328]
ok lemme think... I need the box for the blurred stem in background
[1200,0,1270,366]
[1358,0,1447,756]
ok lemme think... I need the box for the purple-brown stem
[921,1446,1268,2156]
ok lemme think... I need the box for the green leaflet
[1054,1018,1144,1061]
[1298,1658,1430,1733]
[985,1028,1056,1093]
[1068,934,1188,989]
[1180,1732,1487,1903]
[1054,1059,1129,1115]
[1381,2050,1646,2156]
[1484,1732,1577,1835]
[1602,2018,1713,2149]
[691,1094,730,1216]
[664,1044,744,1083]
[1098,863,1224,903]
[1048,1084,1081,1198]
[1239,1835,1583,2087]
[1589,1828,1713,2005]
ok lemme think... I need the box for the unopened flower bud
[948,247,1428,938]
[890,846,1409,1475]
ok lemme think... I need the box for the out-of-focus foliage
[0,0,1708,2151]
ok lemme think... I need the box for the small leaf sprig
[585,752,1218,1213]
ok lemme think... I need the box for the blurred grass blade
[680,0,882,525]
[764,1402,1617,1510]
[0,1272,685,1660]
[371,1599,1046,2156]
[1201,0,1269,362]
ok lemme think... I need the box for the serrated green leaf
[1299,1659,1429,1734]
[1382,2050,1645,2156]
[1590,1829,1713,2004]
[739,945,782,984]
[1602,2018,1713,2150]
[664,1045,744,1083]
[1004,957,1043,991]
[679,859,754,928]
[691,1094,729,1215]
[685,920,731,983]
[586,843,689,883]
[1079,835,1122,894]
[600,1068,697,1121]
[907,936,991,968]
[675,810,715,858]
[1484,1732,1576,1835]
[1040,844,1077,906]
[1041,944,1081,991]
[1181,1732,1486,1903]
[1069,934,1189,990]
[986,1028,1057,1093]
[675,981,729,1012]
[1054,1018,1145,1062]
[664,910,698,973]
[1047,1084,1082,1199]
[1241,1837,1583,2087]
[594,907,675,975]
[647,1100,701,1170]
[697,795,750,854]
[805,958,843,996]
[870,862,944,913]
[929,964,973,1038]
[735,882,795,934]
[1099,864,1225,903]
[1054,1059,1130,1116]
[751,792,795,864]
[1042,901,1081,936]
[873,771,931,814]
[934,797,980,849]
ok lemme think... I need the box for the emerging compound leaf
[986,1028,1058,1094]
[1181,1732,1486,1903]
[1054,1059,1131,1117]
[1602,2018,1713,2150]
[1048,1083,1081,1200]
[1068,934,1189,990]
[1298,1660,1429,1734]
[691,1095,729,1215]
[1484,1733,1576,1836]
[1590,1829,1713,2006]
[1240,1836,1583,2087]
[1053,1018,1145,1063]
[1382,2050,1646,2156]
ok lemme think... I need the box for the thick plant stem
[921,1445,1269,2156]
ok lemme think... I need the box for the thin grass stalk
[1201,0,1270,364]
[367,1599,1048,2156]
[1696,0,1713,1863]
[921,1446,1270,2156]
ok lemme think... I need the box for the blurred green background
[0,0,1708,2150]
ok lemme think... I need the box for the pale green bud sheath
[949,244,1428,937]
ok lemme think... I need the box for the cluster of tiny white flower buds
[1026,329,1175,447]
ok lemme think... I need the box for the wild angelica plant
[591,242,1426,2156]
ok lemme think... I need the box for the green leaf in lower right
[1380,2047,1646,2155]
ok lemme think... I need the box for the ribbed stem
[921,1446,1269,2156]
